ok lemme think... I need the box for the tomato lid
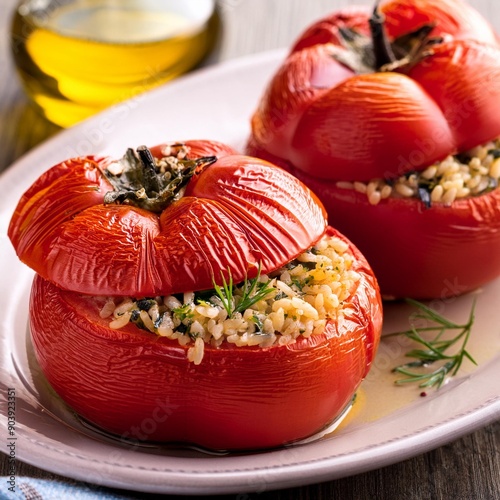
[9,140,327,296]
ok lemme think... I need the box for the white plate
[0,50,499,495]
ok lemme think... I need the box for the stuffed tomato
[247,0,500,299]
[9,140,382,450]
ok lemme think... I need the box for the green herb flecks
[488,148,500,159]
[172,303,194,323]
[213,264,275,318]
[291,274,314,291]
[386,299,477,389]
[249,314,264,333]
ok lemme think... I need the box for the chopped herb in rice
[99,233,360,365]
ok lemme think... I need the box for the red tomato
[249,0,500,181]
[247,0,500,299]
[9,140,327,296]
[9,140,382,449]
[29,226,382,450]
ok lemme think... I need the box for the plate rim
[11,390,499,494]
[1,48,499,495]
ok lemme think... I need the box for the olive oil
[11,0,220,127]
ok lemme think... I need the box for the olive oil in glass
[11,0,220,127]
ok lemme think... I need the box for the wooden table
[0,0,499,498]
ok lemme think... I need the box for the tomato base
[247,139,500,300]
[29,229,382,451]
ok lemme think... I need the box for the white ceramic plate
[0,50,499,495]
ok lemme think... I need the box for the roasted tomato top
[8,140,327,296]
[249,0,500,182]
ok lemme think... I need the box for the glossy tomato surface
[249,0,500,182]
[9,140,327,297]
[247,0,500,299]
[29,227,382,451]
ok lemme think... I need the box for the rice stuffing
[336,138,500,206]
[99,234,360,364]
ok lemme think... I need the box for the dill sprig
[386,298,477,389]
[213,264,275,318]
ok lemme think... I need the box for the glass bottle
[11,0,220,127]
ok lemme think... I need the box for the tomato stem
[137,145,160,195]
[103,145,217,213]
[369,0,396,69]
[334,2,440,74]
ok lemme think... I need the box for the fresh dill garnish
[213,264,275,318]
[213,269,235,317]
[386,298,477,389]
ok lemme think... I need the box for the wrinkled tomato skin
[249,0,500,181]
[380,0,499,44]
[248,143,500,299]
[29,227,382,451]
[290,0,498,54]
[247,0,500,299]
[8,141,326,297]
[251,40,500,181]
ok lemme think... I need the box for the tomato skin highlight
[29,227,382,451]
[290,71,455,181]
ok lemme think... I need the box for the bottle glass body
[11,0,220,127]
